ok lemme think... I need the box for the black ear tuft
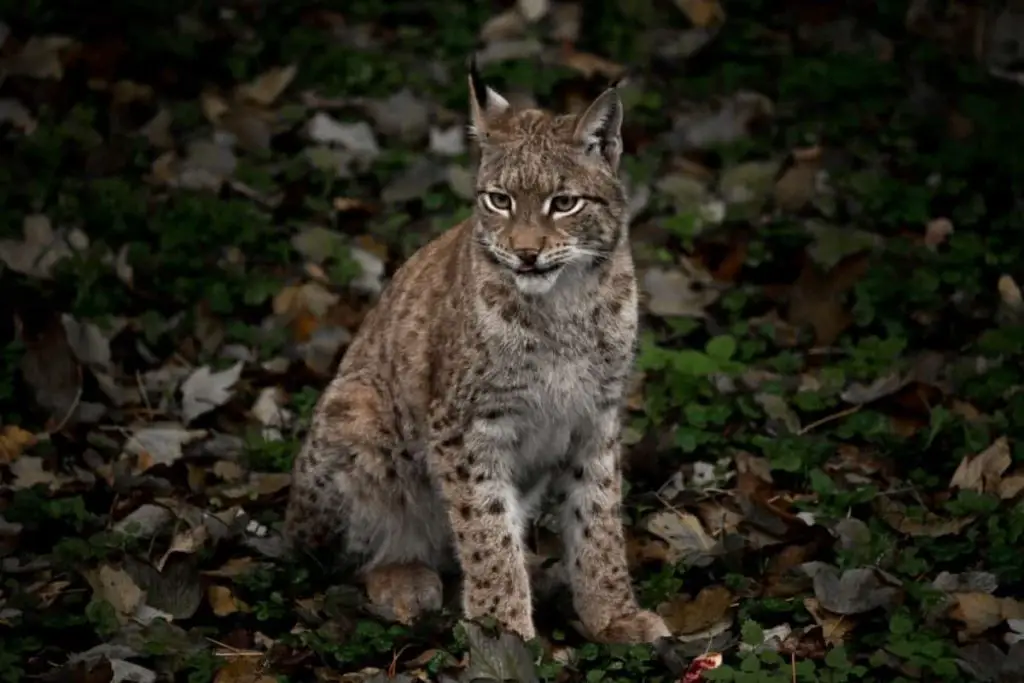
[468,53,489,110]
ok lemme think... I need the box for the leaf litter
[2,2,1024,682]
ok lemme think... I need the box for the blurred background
[2,1,1024,681]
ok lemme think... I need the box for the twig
[49,369,83,434]
[797,405,861,435]
[135,370,153,414]
[205,637,264,657]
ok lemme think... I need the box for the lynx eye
[483,192,513,213]
[549,195,582,216]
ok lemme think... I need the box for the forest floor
[2,1,1024,681]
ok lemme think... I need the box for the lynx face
[468,70,628,295]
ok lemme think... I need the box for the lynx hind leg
[285,439,344,551]
[286,378,449,621]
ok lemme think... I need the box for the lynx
[284,60,670,644]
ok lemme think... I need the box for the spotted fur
[284,63,669,644]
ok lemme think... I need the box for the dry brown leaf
[1,36,76,80]
[657,585,733,635]
[949,436,1012,495]
[774,150,821,212]
[672,0,726,28]
[33,579,72,608]
[202,556,260,579]
[999,275,1024,309]
[0,425,36,464]
[925,217,954,249]
[212,460,247,482]
[643,510,718,565]
[786,252,872,346]
[208,585,249,616]
[999,472,1024,500]
[803,597,856,646]
[559,50,627,79]
[214,657,276,683]
[156,524,209,571]
[734,450,774,494]
[84,564,145,624]
[236,64,298,107]
[694,499,744,537]
[874,496,975,537]
[949,593,1024,639]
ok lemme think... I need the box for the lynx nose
[514,248,539,267]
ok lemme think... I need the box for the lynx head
[467,59,628,295]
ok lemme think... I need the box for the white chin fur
[513,270,561,295]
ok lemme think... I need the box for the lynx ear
[467,55,510,139]
[573,87,624,170]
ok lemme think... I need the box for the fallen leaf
[925,217,954,249]
[933,571,999,594]
[61,314,116,372]
[9,455,73,491]
[360,89,431,142]
[718,159,781,220]
[0,98,37,134]
[949,436,1012,495]
[672,0,726,27]
[805,220,883,271]
[110,660,156,683]
[382,157,446,203]
[201,556,260,579]
[801,562,901,615]
[643,510,718,566]
[0,35,75,79]
[112,504,174,538]
[658,585,734,635]
[84,564,146,624]
[180,361,245,423]
[460,620,539,683]
[671,91,773,150]
[208,585,248,616]
[307,113,380,159]
[787,252,872,346]
[642,258,721,318]
[235,64,297,106]
[0,214,81,278]
[949,593,1024,638]
[1000,472,1024,500]
[874,496,975,537]
[999,275,1024,309]
[250,387,293,441]
[150,139,237,191]
[774,149,822,212]
[559,49,626,80]
[803,597,856,646]
[213,657,276,683]
[0,426,36,464]
[754,393,801,434]
[156,523,209,571]
[430,125,467,156]
[124,424,209,472]
[517,0,549,22]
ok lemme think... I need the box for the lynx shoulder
[284,59,669,644]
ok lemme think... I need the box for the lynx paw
[592,609,671,644]
[364,563,443,625]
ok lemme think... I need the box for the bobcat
[284,60,670,644]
